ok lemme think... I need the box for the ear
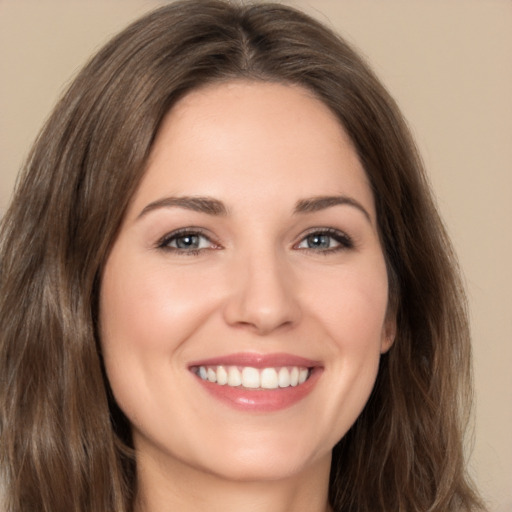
[380,317,396,354]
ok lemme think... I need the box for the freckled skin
[100,81,395,512]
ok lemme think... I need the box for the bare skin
[135,448,332,512]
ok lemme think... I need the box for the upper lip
[188,352,322,369]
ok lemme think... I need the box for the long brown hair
[0,1,484,511]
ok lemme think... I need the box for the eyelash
[156,227,353,256]
[294,228,354,254]
[157,228,218,256]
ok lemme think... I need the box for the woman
[0,1,485,511]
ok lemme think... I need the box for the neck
[134,451,332,512]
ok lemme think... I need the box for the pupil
[308,234,330,248]
[176,235,199,249]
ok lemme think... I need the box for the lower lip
[194,368,322,412]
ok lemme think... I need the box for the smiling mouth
[192,365,311,390]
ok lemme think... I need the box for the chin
[190,431,332,483]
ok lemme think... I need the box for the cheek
[304,260,390,436]
[97,250,223,422]
[310,261,390,350]
[99,254,220,356]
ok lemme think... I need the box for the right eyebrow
[137,196,228,219]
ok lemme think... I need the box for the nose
[222,249,302,335]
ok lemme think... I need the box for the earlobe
[380,319,396,354]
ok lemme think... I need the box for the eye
[295,228,353,252]
[157,229,218,254]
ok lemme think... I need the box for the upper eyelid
[299,226,348,235]
[295,227,352,241]
[157,227,216,248]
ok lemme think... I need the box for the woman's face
[100,81,394,483]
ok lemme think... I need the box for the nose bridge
[223,241,300,334]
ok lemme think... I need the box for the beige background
[1,1,511,510]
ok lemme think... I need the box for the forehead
[154,80,354,159]
[128,80,375,219]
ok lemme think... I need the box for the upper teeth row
[196,365,310,389]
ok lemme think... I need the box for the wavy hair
[0,1,484,511]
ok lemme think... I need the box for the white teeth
[278,367,290,387]
[261,368,278,389]
[216,365,228,385]
[207,368,217,383]
[241,367,260,388]
[227,366,242,387]
[196,365,311,389]
[290,367,299,387]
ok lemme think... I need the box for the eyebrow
[137,196,228,219]
[294,195,372,223]
[137,194,371,222]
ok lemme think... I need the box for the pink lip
[188,352,321,369]
[189,352,323,413]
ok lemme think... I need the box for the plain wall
[1,1,511,510]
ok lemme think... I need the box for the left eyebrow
[294,195,372,223]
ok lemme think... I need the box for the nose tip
[222,256,301,335]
